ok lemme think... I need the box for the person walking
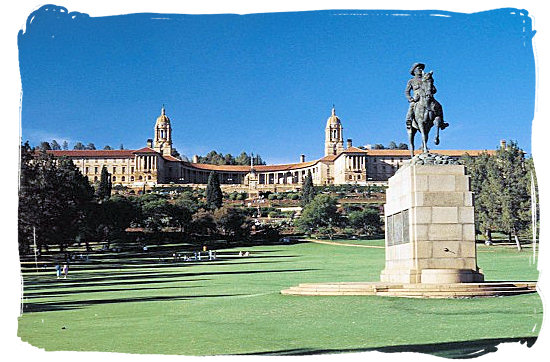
[62,263,69,279]
[55,263,61,279]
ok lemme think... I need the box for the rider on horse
[405,63,449,156]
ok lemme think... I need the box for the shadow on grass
[22,293,246,313]
[21,254,300,273]
[23,284,204,299]
[23,268,318,291]
[240,337,537,358]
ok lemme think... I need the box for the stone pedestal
[380,160,484,284]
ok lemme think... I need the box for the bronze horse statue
[407,70,448,157]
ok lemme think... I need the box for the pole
[33,226,38,273]
[531,172,537,264]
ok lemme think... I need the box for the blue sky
[18,5,536,163]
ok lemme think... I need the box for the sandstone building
[48,106,491,192]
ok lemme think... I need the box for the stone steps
[281,281,537,298]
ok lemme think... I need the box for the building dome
[326,106,341,127]
[155,106,171,127]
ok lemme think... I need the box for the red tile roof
[319,155,338,162]
[162,155,181,162]
[46,150,135,158]
[179,160,320,173]
[362,149,495,156]
[133,147,159,154]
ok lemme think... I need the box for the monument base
[420,268,484,284]
[281,281,535,298]
[380,268,422,284]
[382,157,484,285]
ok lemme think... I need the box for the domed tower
[325,106,344,156]
[153,106,173,156]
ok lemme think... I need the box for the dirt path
[306,239,384,248]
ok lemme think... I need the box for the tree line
[460,141,536,249]
[196,150,266,166]
[37,140,126,151]
[296,171,383,239]
[18,146,257,254]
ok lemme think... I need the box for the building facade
[48,106,493,191]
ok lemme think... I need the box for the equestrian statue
[405,62,449,158]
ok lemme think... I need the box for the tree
[300,170,316,206]
[494,141,530,250]
[190,210,216,235]
[235,152,250,166]
[397,143,409,150]
[19,147,94,253]
[206,171,223,210]
[347,208,382,235]
[462,143,531,250]
[38,141,51,151]
[62,140,69,150]
[373,144,385,149]
[213,206,250,239]
[388,141,397,149]
[86,143,96,150]
[103,145,113,150]
[224,153,236,165]
[73,142,86,150]
[172,148,181,159]
[86,195,139,249]
[140,197,176,234]
[50,140,61,150]
[173,192,199,233]
[296,194,342,239]
[119,144,124,150]
[97,166,112,200]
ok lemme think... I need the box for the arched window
[112,176,116,182]
[94,176,98,182]
[130,176,135,181]
[121,176,125,182]
[148,175,152,180]
[139,175,143,180]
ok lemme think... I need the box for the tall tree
[73,142,85,150]
[301,170,316,206]
[62,140,69,150]
[86,142,96,150]
[462,152,498,242]
[97,166,112,200]
[387,141,397,149]
[462,143,531,249]
[103,145,113,150]
[494,141,530,250]
[38,141,51,151]
[50,140,61,150]
[234,152,249,166]
[119,143,124,150]
[19,147,94,253]
[206,171,223,210]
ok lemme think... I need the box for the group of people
[170,249,218,262]
[238,251,250,257]
[54,263,69,279]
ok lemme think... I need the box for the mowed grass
[18,241,542,356]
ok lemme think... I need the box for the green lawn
[18,240,542,356]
